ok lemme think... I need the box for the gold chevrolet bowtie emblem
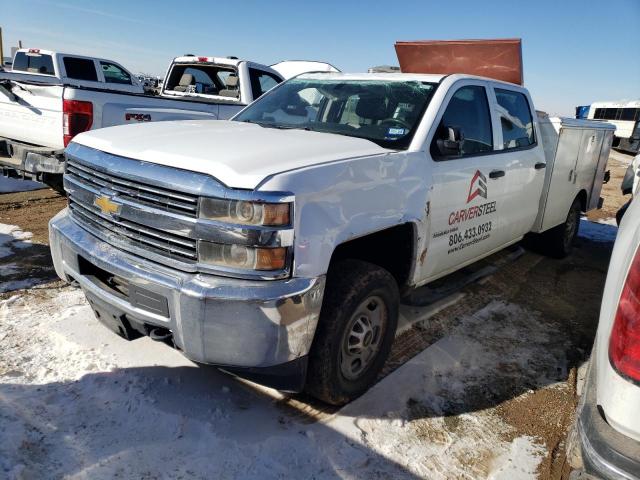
[94,195,121,216]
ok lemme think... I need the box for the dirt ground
[0,150,634,479]
[0,189,67,244]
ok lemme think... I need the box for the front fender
[258,151,432,279]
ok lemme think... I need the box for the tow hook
[149,327,173,345]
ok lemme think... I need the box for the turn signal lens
[200,198,290,226]
[198,241,287,271]
[256,247,287,270]
[262,203,290,226]
[609,247,640,382]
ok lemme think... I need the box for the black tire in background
[616,199,631,226]
[305,259,399,405]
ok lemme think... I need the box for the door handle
[534,162,546,170]
[489,170,505,179]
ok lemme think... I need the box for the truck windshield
[234,78,437,149]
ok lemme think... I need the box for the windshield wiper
[253,123,312,131]
[272,125,312,131]
[239,118,314,131]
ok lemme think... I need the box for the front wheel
[305,260,399,405]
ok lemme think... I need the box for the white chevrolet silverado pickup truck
[49,72,614,404]
[0,49,286,188]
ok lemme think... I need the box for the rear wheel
[305,259,399,405]
[539,197,582,258]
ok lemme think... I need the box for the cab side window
[495,88,535,149]
[249,68,281,100]
[430,85,493,159]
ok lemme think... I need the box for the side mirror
[437,126,464,156]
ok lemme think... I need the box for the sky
[1,0,638,116]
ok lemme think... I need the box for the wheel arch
[576,189,588,212]
[328,222,418,288]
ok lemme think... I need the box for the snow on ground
[0,176,44,193]
[0,223,33,259]
[578,218,618,243]
[0,283,547,479]
[0,224,49,293]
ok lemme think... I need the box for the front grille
[69,197,197,262]
[66,159,199,217]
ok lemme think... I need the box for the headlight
[198,241,287,271]
[200,198,290,226]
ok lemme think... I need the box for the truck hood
[72,120,389,189]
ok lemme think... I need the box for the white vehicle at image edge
[49,72,614,405]
[0,49,333,189]
[575,195,640,480]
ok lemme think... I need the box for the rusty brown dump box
[395,38,523,85]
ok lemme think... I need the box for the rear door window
[249,68,281,100]
[12,51,55,75]
[63,57,98,81]
[494,88,535,149]
[100,62,132,85]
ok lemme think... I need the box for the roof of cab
[15,48,126,66]
[294,72,528,88]
[296,72,446,82]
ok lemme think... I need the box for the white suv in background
[577,195,640,479]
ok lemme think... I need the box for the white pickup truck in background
[49,72,614,405]
[0,49,301,189]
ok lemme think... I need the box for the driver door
[419,81,513,282]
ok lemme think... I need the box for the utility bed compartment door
[537,126,582,231]
[585,129,613,211]
[533,117,612,232]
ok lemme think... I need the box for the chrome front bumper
[49,208,325,373]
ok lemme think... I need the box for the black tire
[305,259,399,405]
[539,197,582,258]
[616,199,631,226]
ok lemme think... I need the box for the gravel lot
[0,150,633,479]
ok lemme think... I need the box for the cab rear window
[165,63,237,95]
[12,52,55,75]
